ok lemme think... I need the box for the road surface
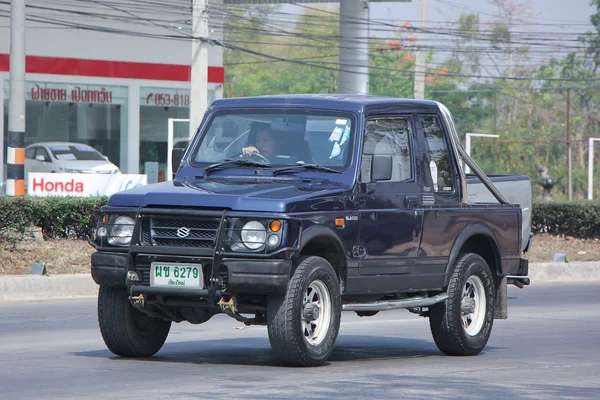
[1,283,598,399]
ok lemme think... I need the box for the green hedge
[0,196,108,241]
[532,201,600,239]
[1,197,599,242]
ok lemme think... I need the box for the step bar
[342,293,448,312]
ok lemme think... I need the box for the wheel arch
[298,225,347,288]
[445,224,501,287]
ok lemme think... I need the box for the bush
[0,196,108,241]
[532,201,600,239]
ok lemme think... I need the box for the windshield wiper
[204,159,272,173]
[272,163,342,175]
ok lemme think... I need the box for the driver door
[357,115,424,275]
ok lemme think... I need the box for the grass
[0,234,598,276]
[526,234,600,263]
[0,239,94,275]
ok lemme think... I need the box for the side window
[25,148,36,160]
[361,117,412,183]
[35,147,51,162]
[419,114,453,192]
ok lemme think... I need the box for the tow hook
[130,294,146,312]
[218,296,265,326]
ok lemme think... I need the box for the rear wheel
[429,253,495,356]
[97,286,171,357]
[267,256,341,367]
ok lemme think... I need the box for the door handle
[405,195,419,208]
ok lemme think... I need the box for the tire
[267,256,341,367]
[97,286,171,357]
[429,253,495,356]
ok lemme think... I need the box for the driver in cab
[241,124,280,162]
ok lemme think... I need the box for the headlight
[241,220,266,250]
[109,215,135,246]
[60,167,82,173]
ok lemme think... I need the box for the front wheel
[429,253,495,356]
[267,256,341,367]
[97,286,171,357]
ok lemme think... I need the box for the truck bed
[466,174,532,252]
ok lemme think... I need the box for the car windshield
[49,145,106,161]
[191,110,355,170]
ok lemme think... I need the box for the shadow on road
[72,334,505,367]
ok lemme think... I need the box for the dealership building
[1,0,389,187]
[0,1,225,182]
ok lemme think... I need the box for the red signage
[145,92,190,107]
[32,178,84,193]
[31,84,113,103]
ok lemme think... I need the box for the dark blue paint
[102,95,524,295]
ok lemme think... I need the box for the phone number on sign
[145,93,190,107]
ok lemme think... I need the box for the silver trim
[342,293,448,312]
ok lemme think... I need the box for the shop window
[139,87,215,181]
[3,81,128,173]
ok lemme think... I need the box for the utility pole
[7,0,26,196]
[338,0,370,94]
[567,87,572,200]
[413,0,426,100]
[190,0,209,138]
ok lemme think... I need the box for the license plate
[150,263,204,289]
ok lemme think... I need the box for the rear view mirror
[171,148,185,177]
[371,155,393,182]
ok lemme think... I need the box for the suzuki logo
[176,227,190,238]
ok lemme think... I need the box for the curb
[0,262,599,303]
[0,274,98,303]
[528,262,600,283]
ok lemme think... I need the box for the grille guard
[125,207,302,305]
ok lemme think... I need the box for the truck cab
[90,95,531,366]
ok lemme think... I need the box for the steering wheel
[247,151,270,164]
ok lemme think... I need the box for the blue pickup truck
[90,95,532,367]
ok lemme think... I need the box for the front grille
[141,216,221,249]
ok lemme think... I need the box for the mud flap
[494,276,508,319]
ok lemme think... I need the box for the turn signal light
[269,220,282,232]
[335,218,345,228]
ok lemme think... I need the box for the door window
[361,117,412,183]
[35,147,51,162]
[419,114,454,192]
[25,147,36,160]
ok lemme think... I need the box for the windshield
[49,144,106,161]
[191,110,354,170]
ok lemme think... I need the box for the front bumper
[91,251,292,296]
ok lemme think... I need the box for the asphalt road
[1,283,599,400]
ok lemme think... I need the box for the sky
[282,0,595,27]
[278,0,597,73]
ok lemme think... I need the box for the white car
[25,142,121,176]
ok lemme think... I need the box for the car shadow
[73,334,505,367]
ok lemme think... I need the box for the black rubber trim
[225,259,292,294]
[91,252,128,287]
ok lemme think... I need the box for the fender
[298,224,348,282]
[300,224,346,256]
[444,223,502,287]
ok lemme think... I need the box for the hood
[108,177,350,213]
[56,160,119,173]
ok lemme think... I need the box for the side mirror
[171,148,185,177]
[35,155,46,162]
[371,154,393,182]
[103,155,109,161]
